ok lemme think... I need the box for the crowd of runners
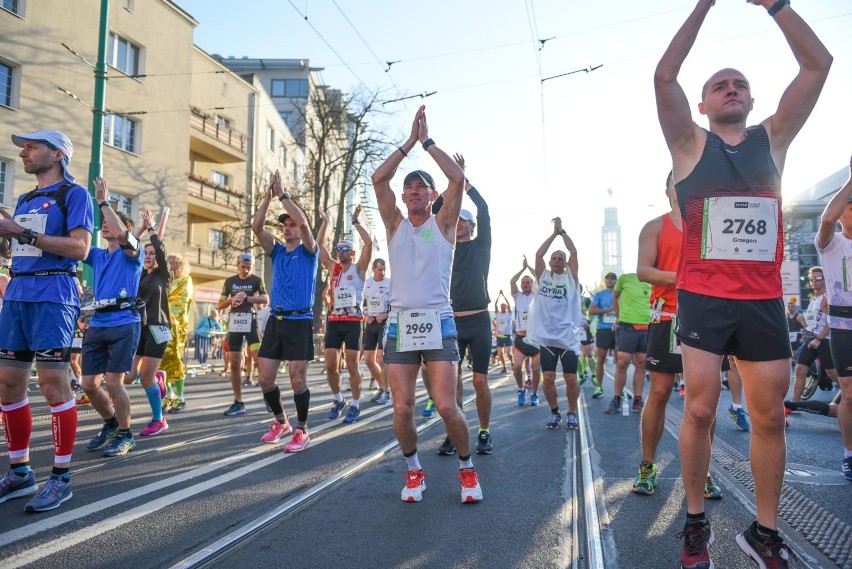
[0,1,850,568]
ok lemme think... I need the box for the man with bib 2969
[655,1,832,567]
[371,105,482,504]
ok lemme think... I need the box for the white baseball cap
[11,130,75,183]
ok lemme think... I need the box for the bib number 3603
[701,196,778,262]
[396,309,442,352]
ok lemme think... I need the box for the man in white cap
[0,130,94,512]
[218,251,268,417]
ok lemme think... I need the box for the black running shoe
[437,437,456,456]
[476,431,493,454]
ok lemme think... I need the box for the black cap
[277,213,292,224]
[403,170,434,189]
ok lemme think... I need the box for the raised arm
[759,0,832,155]
[509,259,528,296]
[535,220,561,279]
[371,108,421,238]
[637,217,674,286]
[816,155,851,249]
[654,0,714,163]
[316,206,334,270]
[419,116,465,242]
[274,171,316,253]
[94,176,138,257]
[352,205,373,279]
[558,223,579,283]
[251,178,276,255]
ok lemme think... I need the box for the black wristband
[559,229,567,236]
[398,146,408,157]
[99,201,110,209]
[767,0,789,17]
[422,138,435,151]
[352,220,360,225]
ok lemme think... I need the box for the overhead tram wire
[523,0,548,195]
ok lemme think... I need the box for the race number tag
[669,315,682,355]
[701,196,778,262]
[788,332,799,343]
[602,312,616,324]
[229,312,252,333]
[333,286,357,310]
[366,294,386,315]
[11,214,47,257]
[518,311,529,330]
[149,325,172,344]
[396,309,442,352]
[71,337,83,349]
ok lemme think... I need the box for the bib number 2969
[396,309,442,352]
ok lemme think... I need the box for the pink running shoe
[140,418,168,436]
[155,371,167,399]
[459,467,483,503]
[261,420,293,443]
[284,429,310,453]
[401,469,426,502]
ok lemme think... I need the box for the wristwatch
[17,228,38,246]
[279,192,291,201]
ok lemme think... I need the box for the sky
[178,0,852,295]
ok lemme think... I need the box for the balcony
[185,243,236,281]
[187,174,245,221]
[189,108,248,163]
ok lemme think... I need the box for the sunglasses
[808,276,824,281]
[337,246,353,253]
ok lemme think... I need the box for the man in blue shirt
[80,176,144,458]
[588,272,618,398]
[251,170,319,453]
[0,130,93,513]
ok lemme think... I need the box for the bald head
[701,68,749,100]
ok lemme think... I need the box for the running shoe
[76,393,91,405]
[632,396,644,413]
[437,437,456,456]
[579,374,587,386]
[530,393,539,406]
[376,391,391,405]
[401,469,426,502]
[140,418,168,437]
[677,520,714,569]
[284,429,310,453]
[328,399,347,420]
[168,400,187,414]
[632,461,658,495]
[517,388,526,406]
[103,433,136,457]
[0,470,38,504]
[343,406,361,424]
[241,377,254,387]
[155,370,167,399]
[369,390,382,403]
[261,420,293,443]
[565,413,579,430]
[24,474,72,513]
[459,468,483,503]
[592,386,603,399]
[224,401,245,416]
[421,398,436,418]
[476,431,493,454]
[842,457,852,481]
[524,379,532,389]
[736,521,794,569]
[162,397,177,411]
[369,380,379,391]
[704,475,723,500]
[679,384,686,397]
[546,413,562,430]
[729,405,750,432]
[86,425,118,450]
[604,396,621,414]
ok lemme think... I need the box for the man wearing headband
[371,105,482,503]
[0,130,94,512]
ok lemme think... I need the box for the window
[279,111,292,128]
[0,60,15,108]
[2,0,20,15]
[103,112,138,153]
[210,170,228,186]
[278,145,287,168]
[213,114,230,130]
[270,79,308,98]
[0,159,8,204]
[209,229,224,250]
[108,191,132,215]
[108,32,140,76]
[266,125,275,152]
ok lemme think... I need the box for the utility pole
[83,0,109,287]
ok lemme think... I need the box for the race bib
[11,214,47,257]
[71,337,83,349]
[396,309,442,352]
[669,315,682,355]
[603,312,616,324]
[333,286,357,309]
[149,324,172,344]
[228,312,252,333]
[701,196,778,262]
[788,331,799,343]
[365,294,387,315]
[518,311,529,330]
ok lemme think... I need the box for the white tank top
[512,291,534,333]
[495,312,512,336]
[803,291,830,339]
[328,262,365,321]
[526,269,582,352]
[363,277,391,316]
[388,216,454,323]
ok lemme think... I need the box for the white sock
[351,398,360,409]
[334,392,344,403]
[405,452,421,471]
[459,456,474,470]
[731,403,742,411]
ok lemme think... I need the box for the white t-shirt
[526,269,583,352]
[816,231,852,331]
[512,291,534,333]
[363,277,391,317]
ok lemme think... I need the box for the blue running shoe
[530,393,539,406]
[421,398,435,418]
[728,405,750,432]
[565,413,579,430]
[328,399,347,420]
[842,457,852,481]
[517,389,526,406]
[87,426,119,450]
[343,405,361,424]
[103,433,136,457]
[0,470,38,504]
[24,474,72,513]
[546,413,561,430]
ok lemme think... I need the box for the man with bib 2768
[655,1,832,566]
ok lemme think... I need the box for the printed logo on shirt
[420,228,434,243]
